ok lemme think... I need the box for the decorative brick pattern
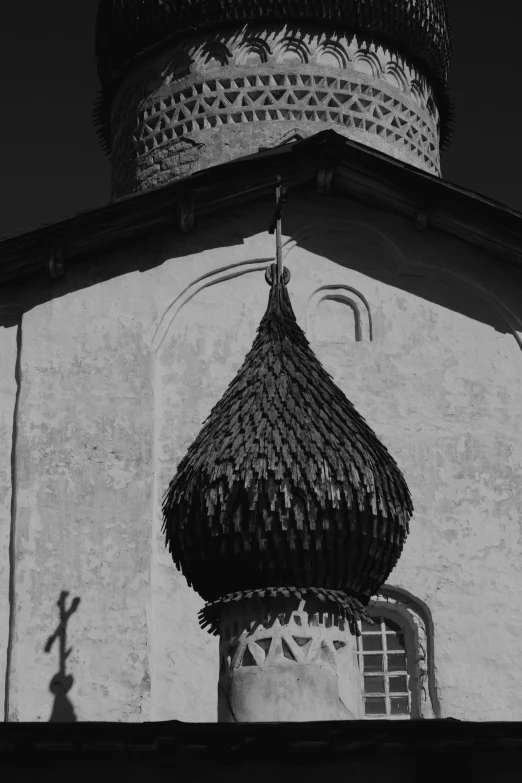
[110,25,442,196]
[137,74,438,165]
[218,594,355,678]
[216,592,365,720]
[96,0,452,91]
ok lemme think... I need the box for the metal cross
[268,175,287,283]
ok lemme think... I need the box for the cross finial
[268,175,287,285]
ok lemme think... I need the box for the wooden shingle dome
[162,275,413,617]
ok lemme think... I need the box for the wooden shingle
[162,278,413,615]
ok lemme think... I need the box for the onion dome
[162,271,413,613]
[96,1,451,90]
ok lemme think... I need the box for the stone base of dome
[110,25,441,198]
[217,593,364,722]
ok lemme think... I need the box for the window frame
[357,601,421,720]
[356,586,440,720]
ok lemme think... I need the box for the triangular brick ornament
[293,636,313,656]
[256,638,272,655]
[282,638,297,661]
[162,274,413,606]
[241,646,258,667]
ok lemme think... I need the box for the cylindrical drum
[217,594,364,722]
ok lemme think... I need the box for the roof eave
[1,130,522,285]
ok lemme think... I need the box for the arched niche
[235,38,271,66]
[195,42,231,70]
[282,219,522,350]
[353,50,382,78]
[315,41,349,69]
[275,38,310,65]
[307,285,373,345]
[410,79,426,109]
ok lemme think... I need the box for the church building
[0,0,521,731]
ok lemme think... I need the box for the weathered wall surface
[111,22,440,197]
[8,279,156,721]
[4,190,522,721]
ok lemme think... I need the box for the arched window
[356,587,440,720]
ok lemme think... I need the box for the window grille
[357,614,412,719]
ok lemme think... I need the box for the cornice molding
[1,131,521,285]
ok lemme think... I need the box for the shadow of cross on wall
[44,591,81,722]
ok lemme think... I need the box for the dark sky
[0,2,520,238]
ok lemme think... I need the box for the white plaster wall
[9,280,155,721]
[151,276,269,721]
[148,236,274,721]
[6,233,270,722]
[305,269,522,720]
[5,192,522,721]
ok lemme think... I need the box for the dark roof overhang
[1,130,522,286]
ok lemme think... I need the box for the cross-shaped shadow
[44,590,81,722]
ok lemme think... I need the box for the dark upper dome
[162,274,413,605]
[95,0,452,90]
